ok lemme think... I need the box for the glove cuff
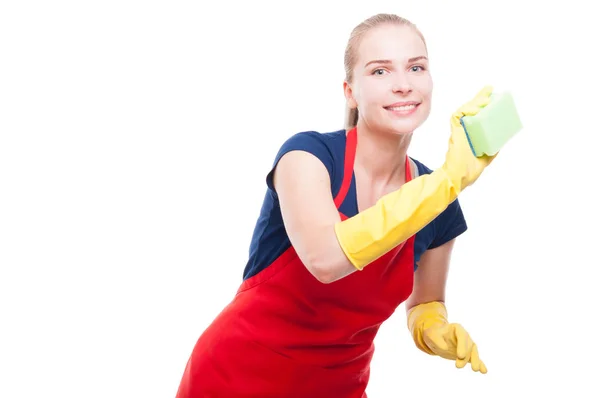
[407,301,448,355]
[334,169,458,271]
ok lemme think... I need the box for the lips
[384,101,421,114]
[385,104,417,111]
[384,101,420,111]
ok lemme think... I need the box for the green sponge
[460,91,522,157]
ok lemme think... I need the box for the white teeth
[388,104,416,111]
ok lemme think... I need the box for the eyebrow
[364,56,428,68]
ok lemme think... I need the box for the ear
[343,81,358,109]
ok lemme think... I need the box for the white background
[1,1,599,397]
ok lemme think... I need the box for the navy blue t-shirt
[242,129,467,280]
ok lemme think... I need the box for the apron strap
[334,127,357,207]
[404,155,413,182]
[334,127,413,207]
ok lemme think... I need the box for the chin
[380,117,425,135]
[380,105,429,134]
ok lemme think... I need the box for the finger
[454,326,469,360]
[461,97,491,116]
[481,153,497,164]
[456,357,468,369]
[424,327,450,353]
[454,326,472,369]
[469,344,483,373]
[480,360,488,374]
[474,85,494,100]
[427,332,449,353]
[455,344,472,369]
[453,85,493,119]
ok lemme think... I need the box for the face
[344,23,433,135]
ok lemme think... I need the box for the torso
[175,128,467,398]
[244,130,456,280]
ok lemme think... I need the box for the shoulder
[273,130,345,161]
[266,129,347,192]
[408,157,434,177]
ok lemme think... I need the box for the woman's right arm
[272,150,357,284]
[273,144,466,284]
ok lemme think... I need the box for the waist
[215,304,380,371]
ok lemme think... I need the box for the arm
[272,150,357,283]
[273,145,476,283]
[405,239,454,311]
[405,240,453,355]
[273,148,456,284]
[405,239,487,373]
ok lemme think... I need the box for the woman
[176,13,496,398]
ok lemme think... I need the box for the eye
[410,65,425,72]
[372,68,388,76]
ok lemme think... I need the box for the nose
[392,73,412,94]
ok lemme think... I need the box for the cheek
[354,75,381,99]
[359,81,388,109]
[414,75,433,100]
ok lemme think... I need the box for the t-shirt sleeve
[265,131,336,193]
[428,198,468,249]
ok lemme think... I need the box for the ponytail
[345,106,359,130]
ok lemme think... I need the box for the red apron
[176,127,416,398]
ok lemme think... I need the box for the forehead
[356,24,426,65]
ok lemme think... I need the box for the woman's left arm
[405,238,488,374]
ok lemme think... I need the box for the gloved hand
[407,301,487,374]
[441,85,497,192]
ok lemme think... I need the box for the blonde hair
[344,14,427,129]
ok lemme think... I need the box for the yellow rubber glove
[407,301,487,374]
[335,86,496,270]
[443,85,497,191]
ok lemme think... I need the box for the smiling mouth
[385,104,418,111]
[384,102,421,113]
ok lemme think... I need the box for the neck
[353,121,412,185]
